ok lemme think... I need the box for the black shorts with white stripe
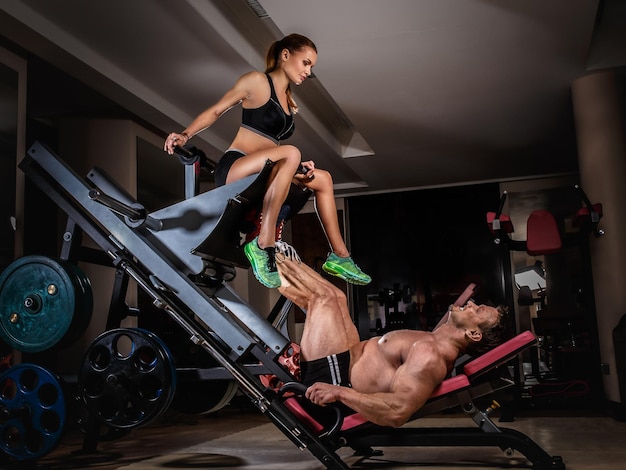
[300,350,351,387]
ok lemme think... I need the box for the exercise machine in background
[486,187,604,407]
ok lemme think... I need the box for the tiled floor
[11,397,626,470]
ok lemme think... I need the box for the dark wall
[347,183,507,338]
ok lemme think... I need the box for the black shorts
[214,149,246,187]
[300,351,351,387]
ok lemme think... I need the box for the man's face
[449,301,500,330]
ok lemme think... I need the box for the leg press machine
[17,141,565,469]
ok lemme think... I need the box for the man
[276,256,507,428]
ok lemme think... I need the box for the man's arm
[305,345,449,427]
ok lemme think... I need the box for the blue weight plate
[0,363,66,461]
[0,256,77,352]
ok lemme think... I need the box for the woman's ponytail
[265,34,317,114]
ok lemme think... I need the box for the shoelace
[263,246,277,272]
[274,240,301,263]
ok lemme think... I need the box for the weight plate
[78,328,177,429]
[58,261,93,348]
[0,256,93,352]
[0,364,66,461]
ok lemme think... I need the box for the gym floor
[14,398,626,470]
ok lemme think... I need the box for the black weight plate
[78,328,177,429]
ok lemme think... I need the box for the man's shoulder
[383,329,431,342]
[405,334,453,369]
[409,335,443,357]
[380,330,439,352]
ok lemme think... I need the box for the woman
[164,34,370,289]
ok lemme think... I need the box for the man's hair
[464,305,511,357]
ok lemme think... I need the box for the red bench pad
[463,330,536,379]
[283,374,470,433]
[526,210,561,255]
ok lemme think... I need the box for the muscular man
[276,257,507,428]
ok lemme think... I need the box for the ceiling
[1,0,625,197]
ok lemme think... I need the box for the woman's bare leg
[227,145,301,248]
[300,169,349,257]
[300,169,371,285]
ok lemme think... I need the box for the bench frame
[284,331,565,469]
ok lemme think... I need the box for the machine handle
[174,145,206,166]
[89,189,144,220]
[278,382,344,440]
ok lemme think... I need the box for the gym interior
[1,2,626,469]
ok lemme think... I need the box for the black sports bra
[241,74,295,144]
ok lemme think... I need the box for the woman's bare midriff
[228,127,279,155]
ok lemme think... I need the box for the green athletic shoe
[244,237,281,288]
[322,253,371,285]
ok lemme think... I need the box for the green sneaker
[244,237,281,288]
[322,253,371,285]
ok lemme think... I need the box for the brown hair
[464,305,511,357]
[265,33,317,114]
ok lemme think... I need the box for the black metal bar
[59,218,83,262]
[88,188,144,221]
[496,190,508,218]
[344,427,565,469]
[574,184,594,210]
[106,268,131,330]
[267,295,292,325]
